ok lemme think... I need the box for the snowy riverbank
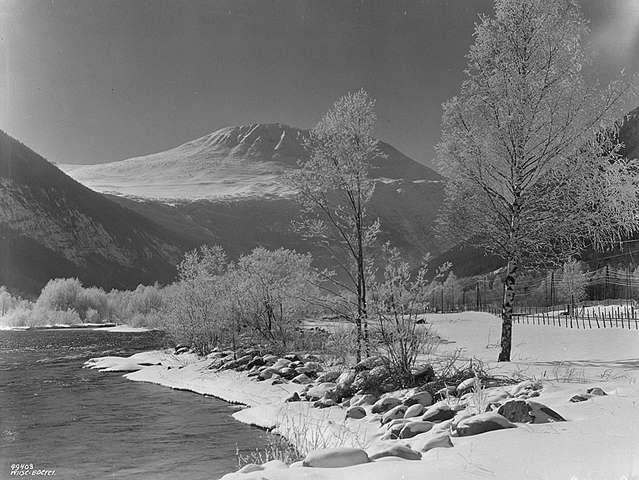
[84,313,639,480]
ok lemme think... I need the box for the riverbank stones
[302,448,370,468]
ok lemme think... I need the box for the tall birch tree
[288,89,382,361]
[436,0,639,361]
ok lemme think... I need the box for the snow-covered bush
[370,244,438,386]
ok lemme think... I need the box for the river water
[0,329,271,480]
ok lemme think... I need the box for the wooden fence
[433,302,639,329]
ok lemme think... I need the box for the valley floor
[85,312,639,480]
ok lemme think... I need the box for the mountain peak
[59,122,439,201]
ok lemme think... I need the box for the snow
[85,312,639,480]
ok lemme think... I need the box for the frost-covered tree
[288,89,382,361]
[436,0,639,361]
[558,259,588,307]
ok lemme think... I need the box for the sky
[1,0,639,166]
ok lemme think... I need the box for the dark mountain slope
[0,130,194,294]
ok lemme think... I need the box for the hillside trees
[436,0,639,361]
[288,89,383,361]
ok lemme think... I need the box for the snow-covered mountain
[59,123,439,201]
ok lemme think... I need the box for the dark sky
[2,0,639,166]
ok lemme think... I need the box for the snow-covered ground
[85,312,639,480]
[90,324,150,333]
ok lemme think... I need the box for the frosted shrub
[371,244,439,386]
[36,278,82,313]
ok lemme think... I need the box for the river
[0,328,272,480]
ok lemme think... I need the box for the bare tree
[436,0,639,361]
[288,89,382,361]
[558,258,587,309]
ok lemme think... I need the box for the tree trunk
[498,261,517,362]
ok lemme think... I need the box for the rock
[302,448,370,468]
[404,403,425,418]
[412,364,435,383]
[456,377,478,394]
[354,356,385,372]
[272,358,292,370]
[307,382,338,400]
[351,393,378,407]
[246,356,266,369]
[262,354,278,365]
[278,367,296,379]
[455,412,516,437]
[284,354,301,362]
[238,463,263,473]
[569,393,593,403]
[416,433,454,452]
[297,361,323,374]
[371,396,402,414]
[336,370,357,391]
[403,391,433,407]
[510,380,535,396]
[313,398,337,409]
[316,371,341,383]
[435,386,456,399]
[369,444,421,461]
[285,392,301,403]
[271,377,287,385]
[586,387,607,396]
[351,371,371,392]
[367,365,392,385]
[399,421,435,439]
[258,368,276,380]
[292,374,312,384]
[381,405,408,425]
[382,421,411,440]
[346,406,367,420]
[174,344,190,354]
[497,399,533,423]
[421,404,456,423]
[527,401,566,423]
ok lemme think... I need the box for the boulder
[313,398,337,409]
[285,392,301,403]
[346,406,367,420]
[316,371,341,383]
[382,421,411,440]
[258,368,276,380]
[403,391,433,407]
[586,387,607,396]
[354,356,385,372]
[421,404,456,423]
[415,433,454,452]
[284,354,301,362]
[292,374,312,384]
[404,404,425,418]
[307,382,338,400]
[302,448,370,468]
[527,401,566,423]
[246,356,266,370]
[278,367,296,379]
[569,393,592,403]
[262,354,278,365]
[271,377,287,385]
[497,399,533,423]
[399,421,435,439]
[336,370,357,392]
[456,377,478,394]
[372,396,402,414]
[455,412,516,437]
[381,405,408,425]
[351,371,371,392]
[174,344,190,354]
[367,365,392,386]
[351,393,378,407]
[412,364,435,384]
[272,358,292,370]
[369,444,421,461]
